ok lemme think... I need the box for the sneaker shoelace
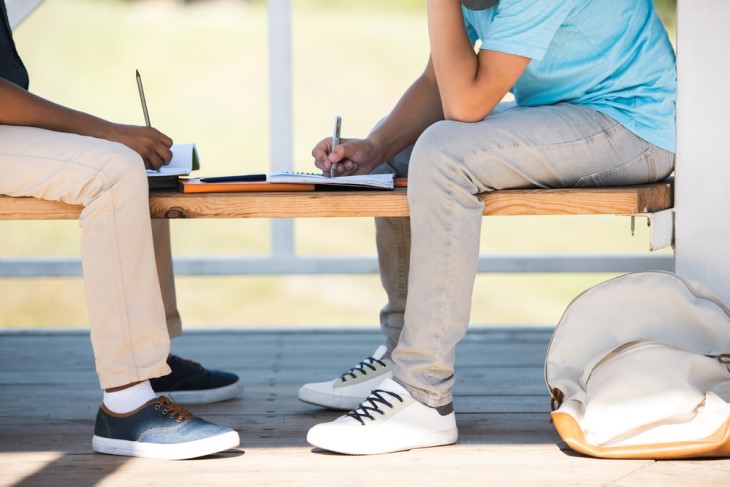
[340,355,388,382]
[346,389,403,425]
[153,396,193,423]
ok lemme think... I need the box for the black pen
[200,174,267,183]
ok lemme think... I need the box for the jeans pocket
[575,149,659,187]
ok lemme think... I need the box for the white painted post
[675,1,730,302]
[267,0,295,258]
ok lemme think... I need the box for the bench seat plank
[0,182,672,220]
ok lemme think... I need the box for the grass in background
[0,0,673,328]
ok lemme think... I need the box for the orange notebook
[179,178,315,193]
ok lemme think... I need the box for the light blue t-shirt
[463,0,676,152]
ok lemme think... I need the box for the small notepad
[267,171,394,190]
[146,143,200,177]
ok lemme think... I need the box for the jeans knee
[409,121,461,184]
[77,143,148,210]
[100,144,148,194]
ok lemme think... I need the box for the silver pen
[329,115,342,178]
[136,69,151,127]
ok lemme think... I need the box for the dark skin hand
[0,78,173,169]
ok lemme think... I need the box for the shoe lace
[153,396,193,423]
[346,389,403,425]
[340,355,388,382]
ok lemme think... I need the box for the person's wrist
[92,119,120,143]
[364,134,387,166]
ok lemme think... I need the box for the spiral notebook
[266,171,395,190]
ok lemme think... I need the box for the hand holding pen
[312,119,383,177]
[133,69,173,171]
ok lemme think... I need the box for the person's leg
[0,126,239,459]
[148,220,244,404]
[393,104,673,406]
[375,216,410,354]
[0,126,170,387]
[373,146,413,354]
[296,149,412,410]
[307,103,674,454]
[151,220,183,338]
[396,103,673,407]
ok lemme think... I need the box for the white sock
[103,380,156,414]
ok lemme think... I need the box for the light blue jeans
[373,102,675,407]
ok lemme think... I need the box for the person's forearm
[428,0,505,121]
[0,79,113,139]
[367,67,444,163]
[428,0,486,120]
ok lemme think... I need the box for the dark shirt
[0,0,29,89]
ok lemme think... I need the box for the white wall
[675,0,730,302]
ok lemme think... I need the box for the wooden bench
[0,182,672,220]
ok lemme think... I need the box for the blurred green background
[0,0,676,329]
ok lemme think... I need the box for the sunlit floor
[1,327,728,487]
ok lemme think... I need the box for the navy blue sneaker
[92,396,240,460]
[150,354,243,404]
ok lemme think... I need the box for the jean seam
[423,174,458,406]
[397,218,408,304]
[89,156,145,384]
[575,148,653,186]
[528,119,623,152]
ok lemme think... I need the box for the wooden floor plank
[0,326,726,487]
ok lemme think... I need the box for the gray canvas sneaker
[92,396,239,460]
[298,345,394,410]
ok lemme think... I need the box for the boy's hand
[312,137,383,176]
[108,124,174,171]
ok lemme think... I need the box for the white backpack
[545,271,730,458]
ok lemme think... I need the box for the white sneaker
[306,377,458,455]
[298,345,394,410]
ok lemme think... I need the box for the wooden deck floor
[1,327,729,487]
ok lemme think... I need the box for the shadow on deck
[1,327,728,486]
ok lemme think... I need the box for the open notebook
[267,171,394,190]
[146,143,199,189]
[146,143,199,177]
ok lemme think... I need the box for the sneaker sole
[92,430,240,460]
[307,429,458,455]
[155,380,244,405]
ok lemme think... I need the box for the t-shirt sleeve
[463,16,479,46]
[478,0,577,61]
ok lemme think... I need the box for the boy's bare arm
[367,58,445,164]
[427,0,529,122]
[0,78,172,169]
[313,58,444,176]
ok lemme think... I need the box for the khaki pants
[373,103,675,407]
[0,125,181,389]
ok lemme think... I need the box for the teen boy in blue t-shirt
[302,0,676,455]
